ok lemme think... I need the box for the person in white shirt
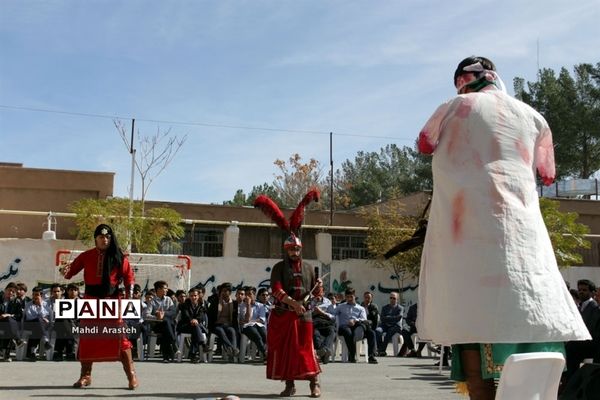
[143,280,177,363]
[256,287,271,324]
[310,285,336,364]
[23,286,52,360]
[238,286,267,359]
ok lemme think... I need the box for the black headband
[94,224,113,237]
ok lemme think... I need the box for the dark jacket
[405,303,418,333]
[177,298,208,333]
[270,258,315,302]
[207,296,239,332]
[362,302,379,330]
[380,303,404,329]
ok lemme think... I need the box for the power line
[0,103,414,142]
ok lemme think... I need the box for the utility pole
[128,118,136,252]
[329,132,334,226]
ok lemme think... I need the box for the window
[332,234,369,260]
[162,227,223,257]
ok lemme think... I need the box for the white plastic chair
[15,330,32,361]
[136,336,144,360]
[175,332,208,363]
[44,330,57,361]
[338,332,369,363]
[206,333,217,362]
[495,352,565,400]
[176,333,191,362]
[238,333,259,363]
[330,336,339,362]
[391,332,404,356]
[146,333,159,360]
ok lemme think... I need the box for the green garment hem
[451,342,565,381]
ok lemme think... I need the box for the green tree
[539,198,591,267]
[223,189,248,206]
[360,198,423,300]
[223,183,282,207]
[361,197,589,295]
[335,144,432,208]
[69,197,184,253]
[514,63,600,179]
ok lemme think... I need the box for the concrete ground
[0,354,463,400]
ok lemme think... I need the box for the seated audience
[361,291,380,334]
[375,292,403,356]
[177,287,209,363]
[0,282,20,361]
[256,287,271,324]
[310,285,336,364]
[238,286,267,360]
[333,288,378,364]
[126,284,145,359]
[49,283,75,361]
[143,280,177,363]
[207,282,239,360]
[564,279,599,383]
[23,286,52,361]
[399,302,426,357]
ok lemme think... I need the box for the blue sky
[1,1,598,205]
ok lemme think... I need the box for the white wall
[3,238,596,310]
[0,238,87,290]
[561,266,600,289]
[0,238,417,308]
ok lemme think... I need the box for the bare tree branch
[114,118,187,215]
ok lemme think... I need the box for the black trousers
[179,324,208,356]
[313,322,336,352]
[211,323,238,350]
[242,324,266,354]
[338,323,376,360]
[151,319,177,359]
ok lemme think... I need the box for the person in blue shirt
[310,285,336,364]
[239,286,267,359]
[333,288,378,364]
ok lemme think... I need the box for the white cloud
[2,0,598,204]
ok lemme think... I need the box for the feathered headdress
[253,188,320,248]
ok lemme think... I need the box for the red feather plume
[289,188,320,232]
[253,195,290,232]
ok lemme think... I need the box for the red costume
[66,247,135,292]
[254,189,322,397]
[63,223,138,390]
[65,247,135,360]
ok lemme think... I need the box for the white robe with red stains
[416,86,590,344]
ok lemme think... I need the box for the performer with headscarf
[254,189,322,398]
[61,223,138,390]
[416,56,590,399]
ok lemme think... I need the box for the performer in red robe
[62,224,138,390]
[254,190,322,398]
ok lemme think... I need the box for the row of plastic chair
[141,330,443,366]
[14,330,57,361]
[142,332,261,363]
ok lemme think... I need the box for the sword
[302,272,330,306]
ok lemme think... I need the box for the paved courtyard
[0,355,463,400]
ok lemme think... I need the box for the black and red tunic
[267,257,321,380]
